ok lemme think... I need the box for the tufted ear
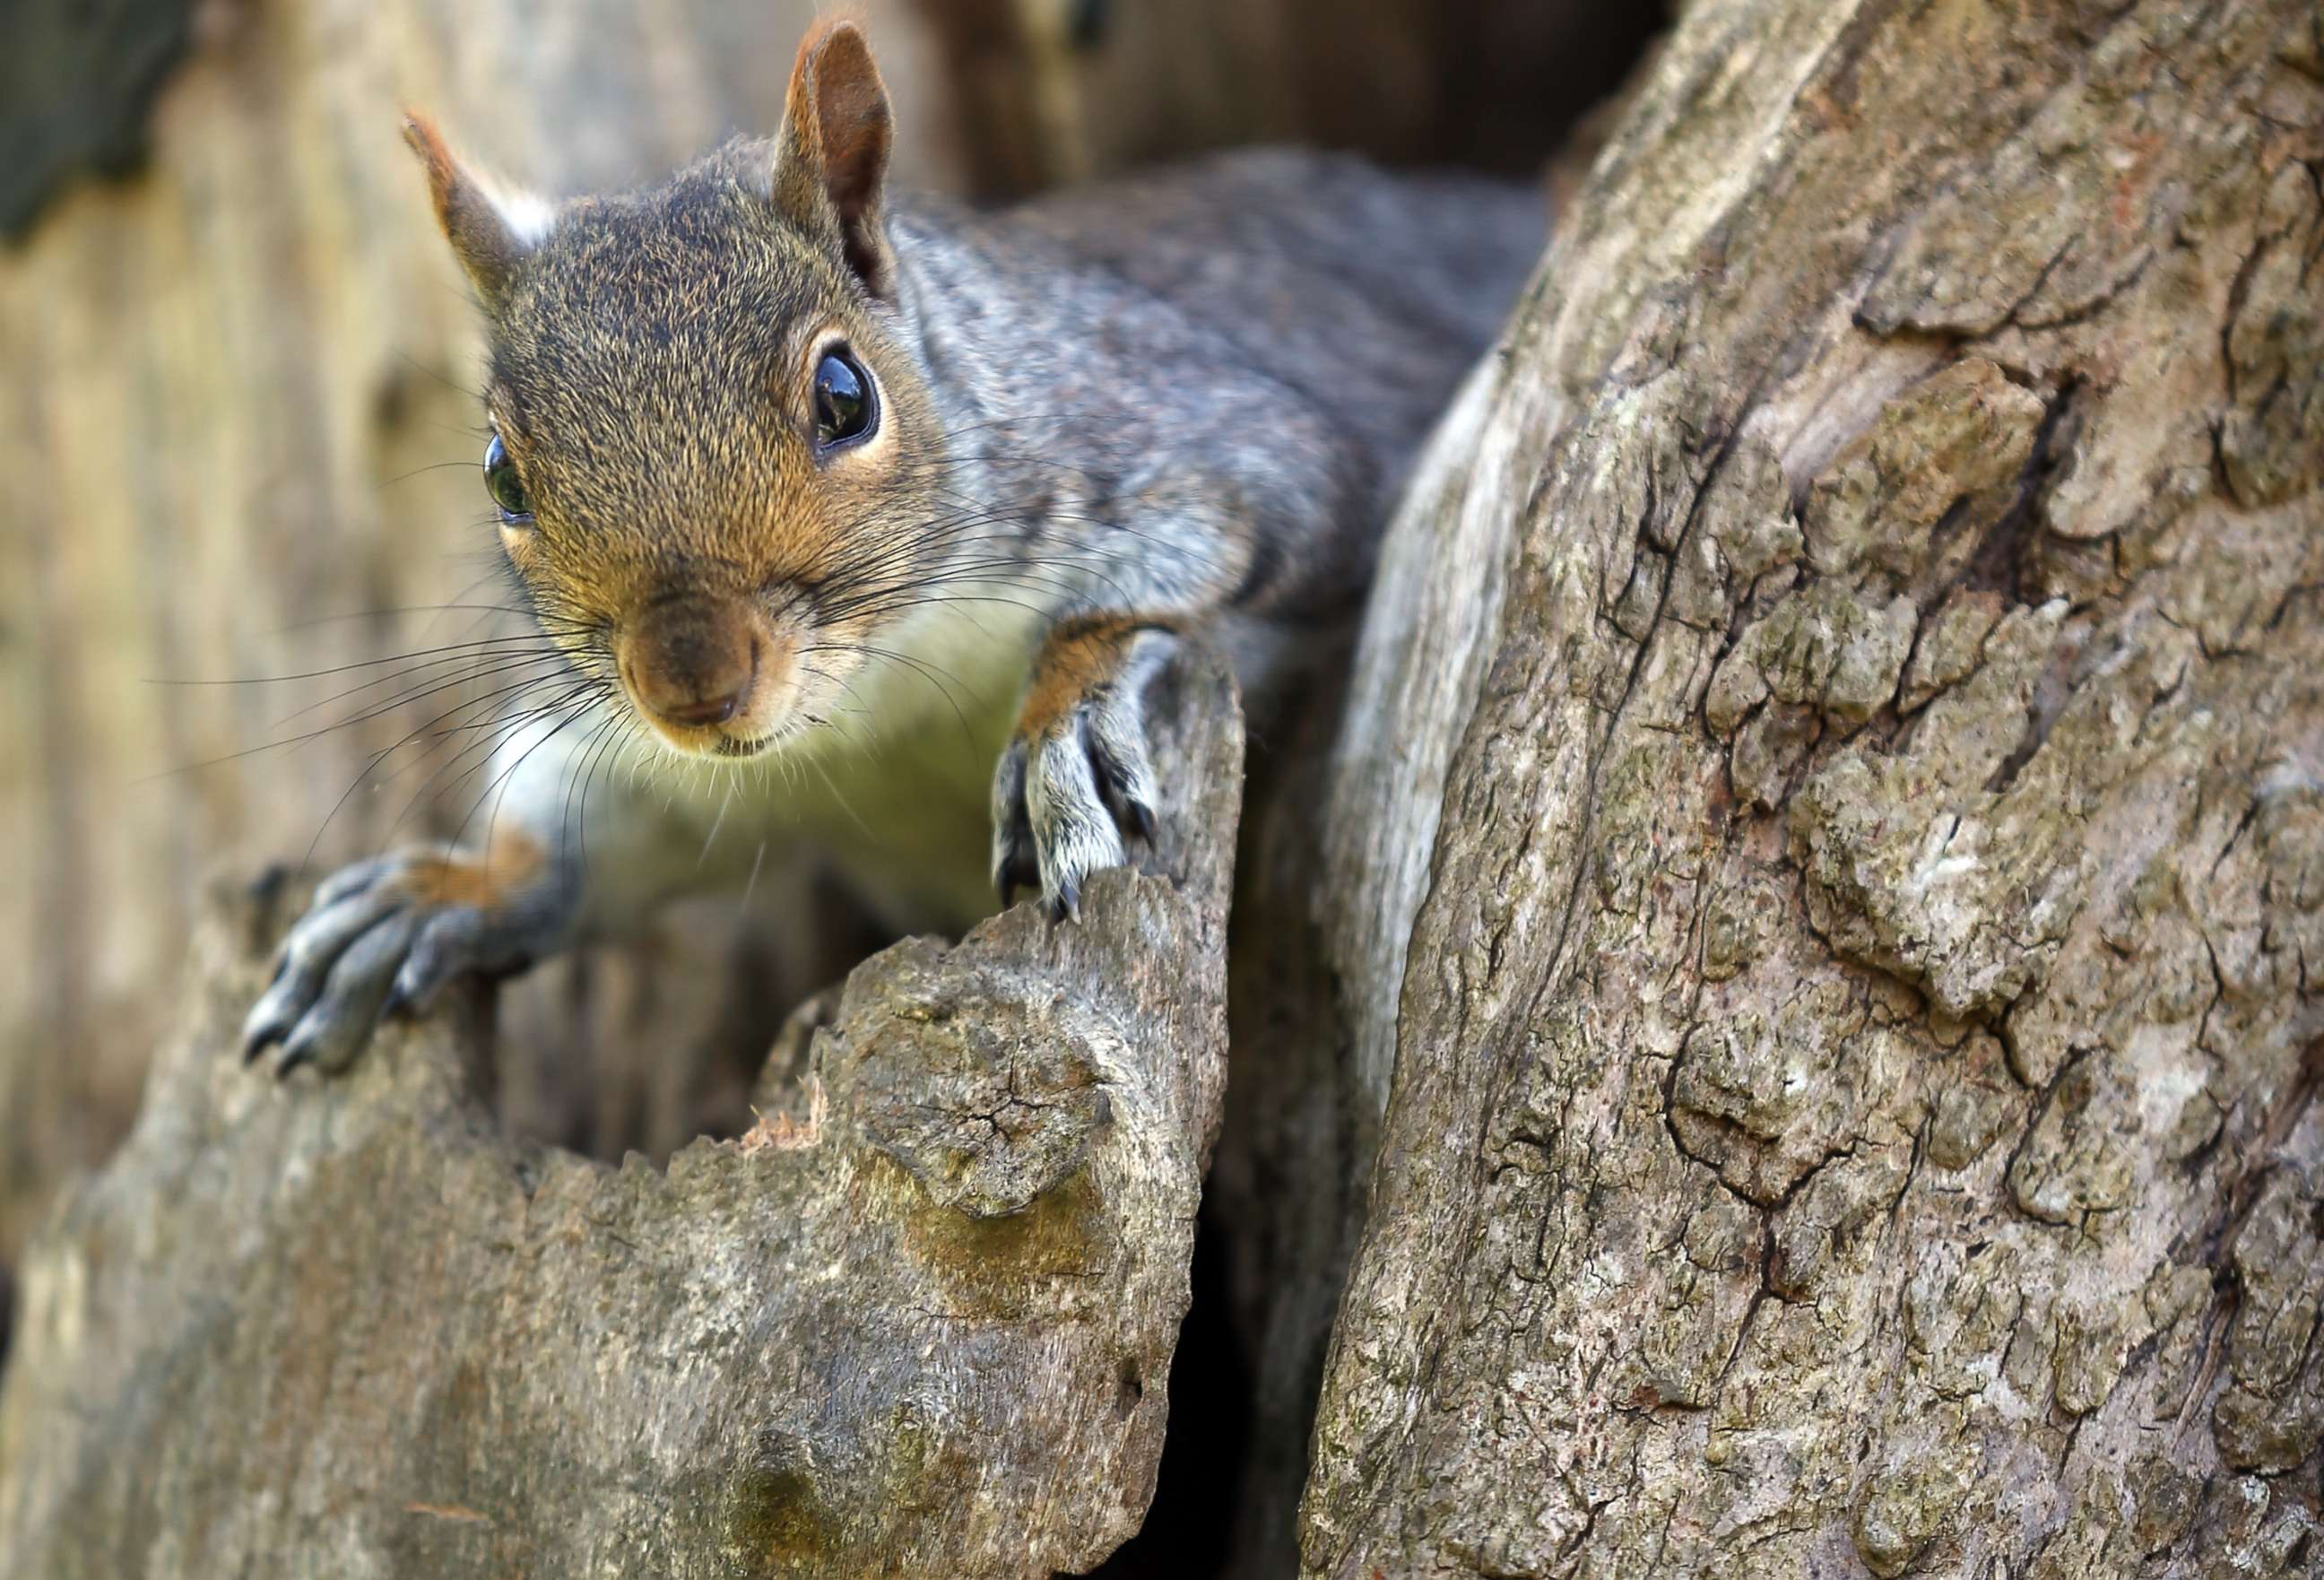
[773,20,896,299]
[401,111,552,310]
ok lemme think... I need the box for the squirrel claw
[237,843,575,1080]
[993,628,1171,920]
[989,744,1044,904]
[273,1037,317,1081]
[242,1020,286,1065]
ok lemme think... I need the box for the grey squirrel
[243,20,1543,1075]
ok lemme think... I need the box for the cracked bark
[1290,0,2324,1576]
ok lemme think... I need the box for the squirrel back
[987,149,1539,479]
[885,150,1543,631]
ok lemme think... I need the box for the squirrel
[242,20,1543,1076]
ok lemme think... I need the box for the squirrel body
[243,23,1543,1073]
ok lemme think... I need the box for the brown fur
[401,112,529,308]
[412,25,949,757]
[384,829,547,912]
[779,20,896,297]
[1016,615,1175,739]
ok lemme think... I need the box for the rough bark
[0,655,1238,1579]
[1297,1,2324,1576]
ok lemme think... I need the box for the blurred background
[0,0,1655,1327]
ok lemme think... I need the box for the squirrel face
[404,23,933,759]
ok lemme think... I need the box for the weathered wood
[0,656,1239,1578]
[1205,59,1684,1580]
[1299,1,2324,1575]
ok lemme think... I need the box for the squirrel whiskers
[239,18,1545,1076]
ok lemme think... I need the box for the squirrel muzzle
[615,591,789,754]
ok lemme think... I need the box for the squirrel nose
[620,596,762,733]
[653,687,745,728]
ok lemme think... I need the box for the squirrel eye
[812,350,876,452]
[482,432,533,524]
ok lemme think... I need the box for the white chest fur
[485,587,1045,935]
[773,595,1043,923]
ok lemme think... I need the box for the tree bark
[7,0,2322,1576]
[1296,0,2324,1575]
[0,655,1240,1578]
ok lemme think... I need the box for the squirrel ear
[401,111,551,309]
[775,21,896,299]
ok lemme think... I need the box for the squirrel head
[403,22,950,760]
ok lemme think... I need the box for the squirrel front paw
[993,621,1173,919]
[240,833,576,1077]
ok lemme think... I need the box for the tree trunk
[1295,0,2324,1575]
[6,0,2323,1576]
